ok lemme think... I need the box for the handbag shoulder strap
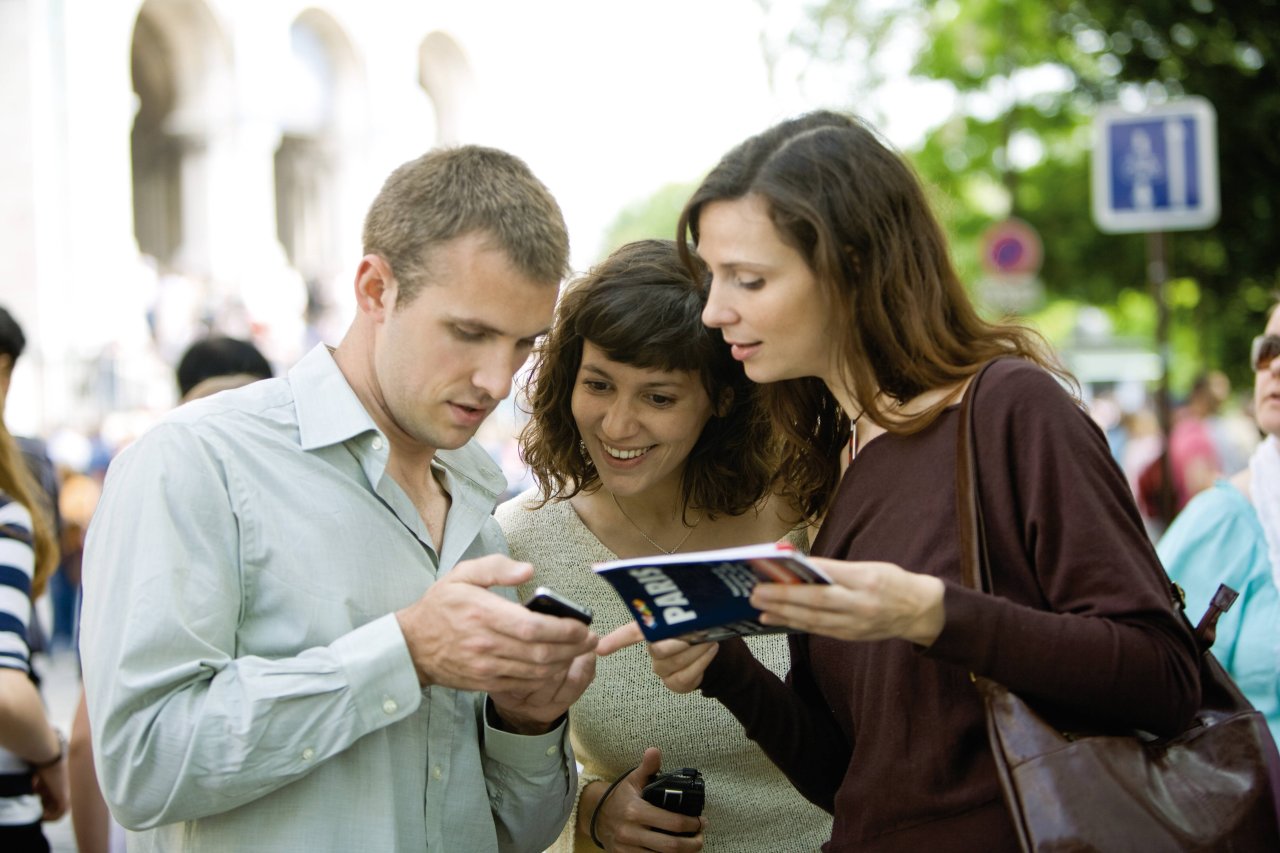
[955,361,1238,649]
[955,360,998,596]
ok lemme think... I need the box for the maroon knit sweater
[700,359,1200,852]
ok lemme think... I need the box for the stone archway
[418,31,472,145]
[129,0,231,281]
[273,7,363,336]
[130,11,181,269]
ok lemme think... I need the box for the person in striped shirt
[0,416,65,852]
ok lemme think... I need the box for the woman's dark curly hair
[518,239,776,519]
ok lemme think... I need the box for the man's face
[371,232,557,455]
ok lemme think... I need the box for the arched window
[274,10,361,323]
[418,31,472,145]
[129,0,231,280]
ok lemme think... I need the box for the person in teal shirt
[1159,303,1280,744]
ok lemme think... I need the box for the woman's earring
[579,439,593,466]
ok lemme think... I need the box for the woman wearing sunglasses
[1159,306,1280,744]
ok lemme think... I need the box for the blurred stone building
[1,0,475,437]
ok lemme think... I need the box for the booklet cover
[593,543,832,644]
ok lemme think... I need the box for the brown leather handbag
[955,362,1280,852]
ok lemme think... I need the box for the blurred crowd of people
[1089,369,1261,539]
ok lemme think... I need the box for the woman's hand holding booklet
[593,542,831,649]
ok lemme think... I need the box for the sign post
[1091,96,1219,526]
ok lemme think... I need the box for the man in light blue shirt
[80,146,598,852]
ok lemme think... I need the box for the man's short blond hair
[362,146,570,305]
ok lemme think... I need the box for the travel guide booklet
[593,543,832,644]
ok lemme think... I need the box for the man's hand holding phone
[524,586,594,625]
[394,556,597,733]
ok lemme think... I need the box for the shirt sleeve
[697,637,845,813]
[0,500,35,673]
[79,424,423,829]
[479,701,577,852]
[925,362,1201,738]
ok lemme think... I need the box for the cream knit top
[497,490,833,852]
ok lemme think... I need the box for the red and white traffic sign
[980,217,1043,277]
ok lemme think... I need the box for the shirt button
[432,766,443,780]
[302,748,315,761]
[372,436,384,450]
[545,745,558,757]
[382,699,398,715]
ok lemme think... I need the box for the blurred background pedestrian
[1158,304,1280,743]
[0,412,66,850]
[0,310,63,655]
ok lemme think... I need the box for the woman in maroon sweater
[600,111,1200,852]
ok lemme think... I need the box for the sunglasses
[1253,334,1280,372]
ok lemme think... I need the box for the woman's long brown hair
[679,111,1071,521]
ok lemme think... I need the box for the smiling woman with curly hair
[498,239,831,852]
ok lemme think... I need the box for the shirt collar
[289,344,508,501]
[291,344,378,451]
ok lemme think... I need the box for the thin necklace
[611,492,699,555]
[848,411,865,462]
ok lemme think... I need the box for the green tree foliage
[790,0,1278,391]
[599,182,699,262]
[1065,0,1280,387]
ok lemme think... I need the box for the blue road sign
[1091,97,1219,234]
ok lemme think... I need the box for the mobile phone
[523,586,594,625]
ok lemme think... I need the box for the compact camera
[641,767,705,837]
